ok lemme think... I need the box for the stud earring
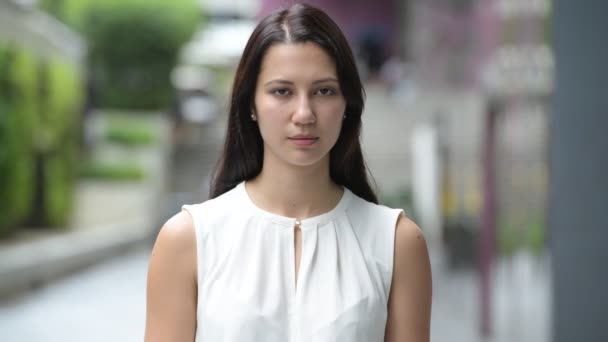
[251,113,257,121]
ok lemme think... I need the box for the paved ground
[430,248,551,342]
[0,246,151,342]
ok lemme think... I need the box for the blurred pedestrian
[356,25,388,79]
[145,3,431,342]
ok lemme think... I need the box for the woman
[145,3,432,341]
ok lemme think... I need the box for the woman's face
[253,42,346,168]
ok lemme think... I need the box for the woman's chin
[285,152,329,168]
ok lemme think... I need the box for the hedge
[0,46,37,236]
[40,0,200,110]
[0,43,83,235]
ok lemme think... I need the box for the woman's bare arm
[145,211,198,342]
[384,213,433,342]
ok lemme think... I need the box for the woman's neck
[246,155,343,220]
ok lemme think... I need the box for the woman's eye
[272,89,290,96]
[316,87,335,96]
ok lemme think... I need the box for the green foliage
[525,216,546,255]
[104,114,157,146]
[40,58,83,227]
[45,154,73,227]
[0,48,38,235]
[0,42,84,235]
[498,219,519,256]
[105,123,156,146]
[38,0,200,109]
[82,1,200,109]
[41,0,200,33]
[37,0,89,28]
[80,161,145,181]
[0,47,35,234]
[498,214,546,256]
[0,44,18,235]
[38,0,64,19]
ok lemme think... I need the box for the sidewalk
[0,112,172,299]
[428,244,551,342]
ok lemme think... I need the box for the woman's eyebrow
[264,79,293,86]
[263,77,339,87]
[312,77,339,84]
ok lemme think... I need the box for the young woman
[145,3,432,341]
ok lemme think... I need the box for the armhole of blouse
[181,204,203,290]
[385,208,405,300]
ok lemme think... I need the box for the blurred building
[410,0,551,87]
[406,1,554,340]
[410,0,499,88]
[259,0,404,76]
[408,0,553,242]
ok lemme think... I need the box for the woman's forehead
[258,42,338,81]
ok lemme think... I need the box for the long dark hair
[210,3,377,203]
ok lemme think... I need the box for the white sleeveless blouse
[182,181,402,342]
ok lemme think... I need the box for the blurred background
[0,0,605,341]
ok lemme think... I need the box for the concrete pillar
[550,1,608,341]
[411,122,442,243]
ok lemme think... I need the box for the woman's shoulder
[181,183,246,235]
[154,211,197,257]
[146,211,198,338]
[344,189,425,252]
[345,189,404,226]
[148,211,197,291]
[394,213,426,254]
[347,193,424,249]
[347,196,424,249]
[185,183,243,212]
[344,190,406,256]
[148,186,240,276]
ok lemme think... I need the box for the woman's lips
[288,137,319,146]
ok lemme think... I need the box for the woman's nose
[292,95,316,124]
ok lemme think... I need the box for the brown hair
[210,3,377,203]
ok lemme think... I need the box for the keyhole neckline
[238,181,352,230]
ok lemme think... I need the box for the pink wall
[411,1,500,88]
[258,0,400,56]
